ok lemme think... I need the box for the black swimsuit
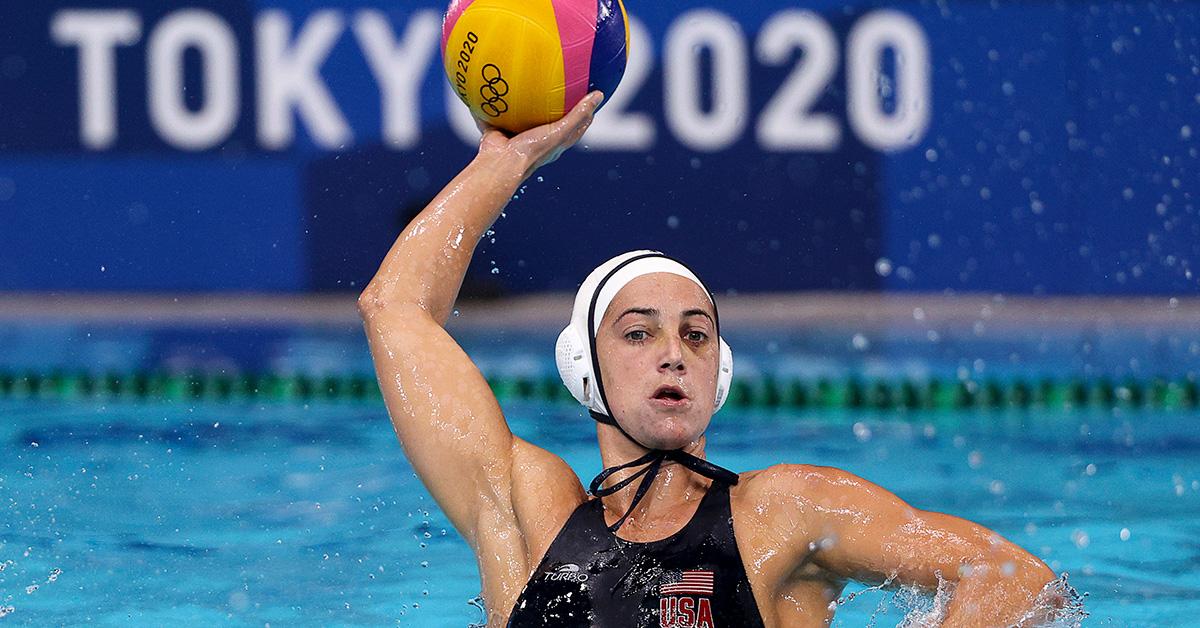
[506,481,766,627]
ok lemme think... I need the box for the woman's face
[594,273,720,450]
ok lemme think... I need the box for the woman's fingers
[518,91,603,146]
[559,91,604,137]
[545,91,603,152]
[478,91,604,170]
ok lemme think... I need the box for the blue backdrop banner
[1,1,1197,294]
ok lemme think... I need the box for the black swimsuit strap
[588,448,740,532]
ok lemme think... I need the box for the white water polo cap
[555,250,734,422]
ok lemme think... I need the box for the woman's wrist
[472,147,535,187]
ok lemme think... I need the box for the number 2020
[583,9,931,153]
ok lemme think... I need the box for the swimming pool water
[2,394,1197,625]
[2,316,1197,625]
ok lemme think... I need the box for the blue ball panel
[587,0,628,98]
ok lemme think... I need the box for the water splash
[833,573,897,626]
[836,572,1086,627]
[467,594,487,628]
[1,566,64,620]
[1013,573,1089,627]
[894,576,955,627]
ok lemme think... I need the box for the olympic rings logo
[479,64,509,118]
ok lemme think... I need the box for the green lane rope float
[0,369,1196,412]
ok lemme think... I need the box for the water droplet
[666,216,680,229]
[1119,528,1130,541]
[874,258,893,277]
[490,268,500,275]
[1071,529,1090,548]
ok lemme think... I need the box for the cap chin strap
[586,409,739,533]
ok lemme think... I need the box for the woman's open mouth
[650,385,690,408]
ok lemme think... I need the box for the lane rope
[0,370,1195,411]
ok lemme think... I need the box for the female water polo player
[359,92,1060,626]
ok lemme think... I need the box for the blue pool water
[1,322,1198,625]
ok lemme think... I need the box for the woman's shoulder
[737,462,862,490]
[732,463,876,517]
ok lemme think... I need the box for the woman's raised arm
[357,93,602,546]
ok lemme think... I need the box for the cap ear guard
[714,337,733,412]
[555,325,594,408]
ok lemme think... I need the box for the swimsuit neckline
[598,480,724,548]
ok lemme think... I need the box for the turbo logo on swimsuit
[544,563,589,583]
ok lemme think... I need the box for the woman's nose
[659,335,685,371]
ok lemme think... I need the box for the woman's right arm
[357,93,602,548]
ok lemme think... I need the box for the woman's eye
[626,330,648,342]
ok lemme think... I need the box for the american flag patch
[660,569,714,595]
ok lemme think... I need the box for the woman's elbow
[978,554,1058,611]
[357,284,387,319]
[1005,560,1067,625]
[357,280,412,319]
[357,289,434,334]
[1013,550,1055,590]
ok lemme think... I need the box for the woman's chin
[635,417,705,450]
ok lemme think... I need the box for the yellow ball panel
[444,1,568,133]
